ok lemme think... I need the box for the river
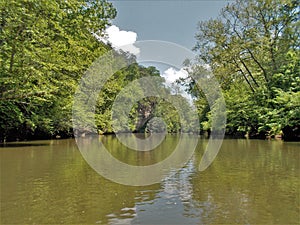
[0,135,299,224]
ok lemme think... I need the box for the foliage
[0,0,116,141]
[1,0,299,141]
[0,0,192,141]
[95,63,162,134]
[192,0,299,140]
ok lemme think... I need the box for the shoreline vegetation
[0,131,295,144]
[1,0,299,143]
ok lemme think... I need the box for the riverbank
[1,130,299,143]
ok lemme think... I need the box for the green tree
[192,0,299,140]
[0,0,116,141]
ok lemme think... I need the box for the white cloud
[105,25,137,47]
[162,67,188,84]
[162,67,192,102]
[96,25,140,55]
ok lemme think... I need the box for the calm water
[0,135,299,224]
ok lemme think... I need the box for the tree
[192,0,299,140]
[0,0,116,141]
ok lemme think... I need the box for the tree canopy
[0,0,116,141]
[191,0,299,140]
[1,0,299,142]
[0,0,191,141]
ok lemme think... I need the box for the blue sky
[110,0,230,49]
[99,0,232,99]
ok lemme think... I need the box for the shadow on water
[0,143,50,148]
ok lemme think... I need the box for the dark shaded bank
[2,128,300,143]
[0,129,73,143]
[202,129,300,142]
[282,126,300,142]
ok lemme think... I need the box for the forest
[0,0,299,142]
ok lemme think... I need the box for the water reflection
[0,137,299,224]
[76,134,198,186]
[0,143,49,148]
